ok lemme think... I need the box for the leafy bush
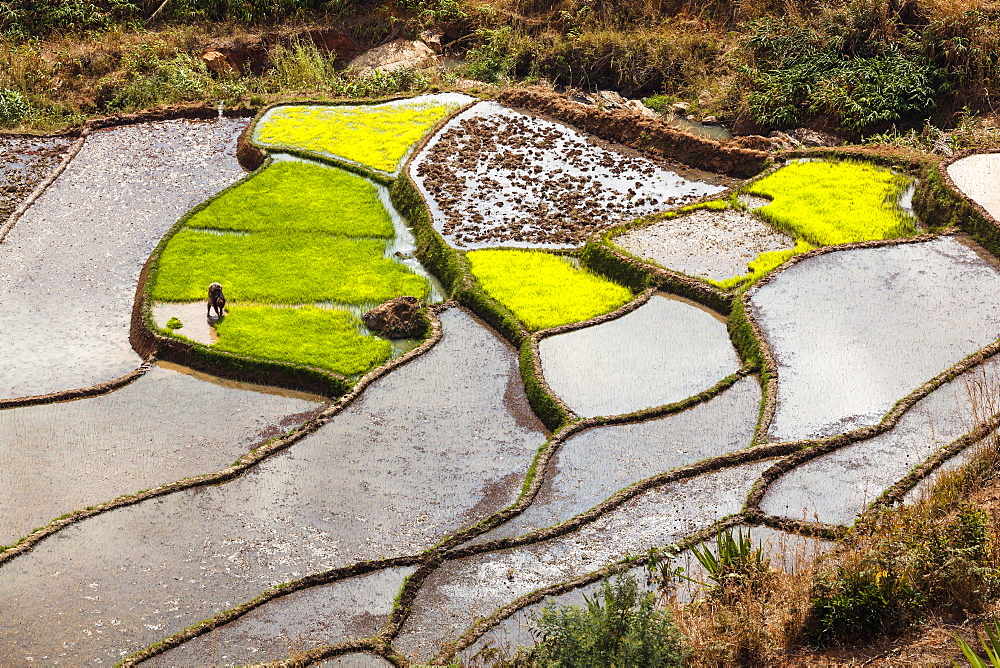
[526,574,687,667]
[687,528,775,596]
[465,27,516,84]
[807,565,925,646]
[739,16,948,131]
[0,87,29,126]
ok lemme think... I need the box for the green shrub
[807,565,924,646]
[746,160,915,246]
[466,249,633,331]
[739,17,948,131]
[465,27,516,84]
[526,574,687,667]
[0,87,29,126]
[213,305,392,377]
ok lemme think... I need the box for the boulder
[347,39,439,74]
[362,296,427,339]
[791,127,842,147]
[420,29,445,54]
[202,50,239,76]
[303,28,362,62]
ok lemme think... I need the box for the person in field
[207,282,226,318]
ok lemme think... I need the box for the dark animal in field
[208,282,226,318]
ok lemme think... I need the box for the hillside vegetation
[0,0,998,141]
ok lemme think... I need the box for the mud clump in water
[0,136,73,220]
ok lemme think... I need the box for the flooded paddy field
[761,354,1000,525]
[0,135,73,220]
[0,118,246,400]
[948,153,1000,221]
[394,461,772,662]
[148,567,415,667]
[462,525,829,663]
[539,295,741,417]
[0,308,545,664]
[410,101,725,248]
[5,94,1000,666]
[613,207,795,281]
[0,363,323,546]
[750,236,1000,442]
[472,376,760,543]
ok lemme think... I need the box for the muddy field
[410,102,725,248]
[3,102,1000,668]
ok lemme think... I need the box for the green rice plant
[165,316,183,330]
[254,100,461,173]
[746,161,916,247]
[185,161,393,237]
[711,239,814,291]
[467,249,632,331]
[213,305,393,377]
[153,230,428,305]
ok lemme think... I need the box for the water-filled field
[3,95,1000,666]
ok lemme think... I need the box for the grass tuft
[186,161,393,237]
[467,249,632,331]
[746,161,916,247]
[213,305,392,377]
[255,100,461,173]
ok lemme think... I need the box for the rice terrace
[4,3,1000,665]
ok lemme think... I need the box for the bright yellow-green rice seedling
[153,231,428,305]
[214,305,393,377]
[711,239,815,291]
[747,160,916,246]
[186,160,393,237]
[255,100,461,173]
[467,249,633,331]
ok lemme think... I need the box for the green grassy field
[186,160,393,237]
[746,160,915,246]
[154,230,428,304]
[467,249,633,331]
[213,305,393,377]
[255,100,461,173]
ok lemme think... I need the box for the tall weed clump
[517,574,687,667]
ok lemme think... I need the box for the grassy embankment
[466,249,633,331]
[153,159,427,377]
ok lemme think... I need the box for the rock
[791,128,842,147]
[567,89,596,105]
[767,131,802,150]
[420,29,445,54]
[202,50,239,76]
[597,90,627,109]
[304,28,362,62]
[698,90,712,106]
[731,134,781,151]
[348,39,439,74]
[625,99,658,118]
[362,296,427,339]
[671,101,689,113]
[702,115,719,125]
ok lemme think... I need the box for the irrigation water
[4,96,1000,666]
